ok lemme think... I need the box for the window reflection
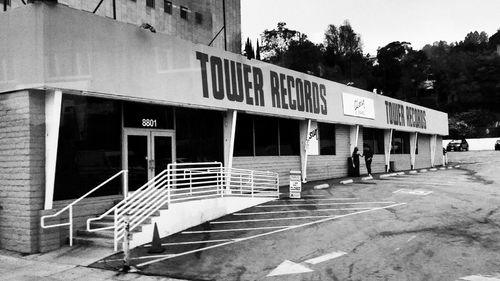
[54,95,122,200]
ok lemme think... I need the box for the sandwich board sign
[289,170,302,199]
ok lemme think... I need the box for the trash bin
[389,161,395,172]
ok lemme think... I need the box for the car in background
[495,140,500,151]
[446,139,469,152]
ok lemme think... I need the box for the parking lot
[92,151,500,281]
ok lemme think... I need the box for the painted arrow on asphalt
[267,251,347,277]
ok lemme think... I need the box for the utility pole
[222,0,227,51]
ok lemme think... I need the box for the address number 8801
[142,119,157,127]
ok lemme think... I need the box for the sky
[241,0,500,56]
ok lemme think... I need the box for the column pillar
[384,129,393,172]
[409,132,418,170]
[349,125,360,154]
[44,90,62,210]
[430,134,437,167]
[223,110,237,169]
[299,119,311,183]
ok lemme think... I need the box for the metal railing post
[251,170,254,197]
[114,208,118,251]
[167,169,171,206]
[69,206,73,246]
[123,170,129,199]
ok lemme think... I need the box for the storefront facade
[0,4,448,253]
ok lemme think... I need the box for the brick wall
[0,90,45,253]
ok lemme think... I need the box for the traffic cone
[147,223,165,254]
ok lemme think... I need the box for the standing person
[364,145,374,176]
[352,147,361,177]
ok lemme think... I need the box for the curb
[340,179,354,184]
[430,168,438,171]
[409,170,418,174]
[419,169,428,173]
[361,176,373,181]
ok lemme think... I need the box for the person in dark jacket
[364,145,374,176]
[352,147,361,177]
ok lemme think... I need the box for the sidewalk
[0,247,185,281]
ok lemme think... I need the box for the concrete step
[73,236,114,248]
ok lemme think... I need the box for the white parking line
[211,215,335,224]
[182,225,287,234]
[234,207,374,216]
[283,198,360,201]
[304,251,347,265]
[257,201,396,208]
[144,239,234,247]
[137,202,406,267]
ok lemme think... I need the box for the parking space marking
[144,239,234,247]
[234,207,374,216]
[458,275,500,281]
[181,225,287,234]
[283,198,360,201]
[137,202,406,267]
[211,215,335,224]
[257,201,396,208]
[393,189,433,195]
[304,251,347,265]
[379,178,455,186]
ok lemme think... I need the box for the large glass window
[318,123,336,155]
[363,128,384,154]
[279,119,300,155]
[255,116,279,156]
[391,131,410,154]
[175,108,223,162]
[55,95,122,200]
[234,114,299,156]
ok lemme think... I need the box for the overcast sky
[241,0,500,55]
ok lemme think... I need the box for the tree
[323,20,362,56]
[255,39,261,60]
[260,22,300,64]
[243,37,255,60]
[372,41,412,97]
[322,20,368,86]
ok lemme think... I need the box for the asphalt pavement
[2,150,500,281]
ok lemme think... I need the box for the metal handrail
[40,170,128,246]
[86,162,279,251]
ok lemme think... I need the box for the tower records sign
[195,51,328,116]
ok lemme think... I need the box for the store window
[363,128,384,154]
[195,12,203,24]
[175,108,223,163]
[54,95,122,200]
[180,6,188,19]
[279,119,300,155]
[234,114,300,156]
[255,116,279,156]
[391,131,410,154]
[318,123,336,155]
[164,0,172,14]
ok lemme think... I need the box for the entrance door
[123,129,175,191]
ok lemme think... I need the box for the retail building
[0,1,448,253]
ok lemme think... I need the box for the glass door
[123,129,175,191]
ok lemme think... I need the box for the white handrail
[40,170,128,246]
[86,162,279,251]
